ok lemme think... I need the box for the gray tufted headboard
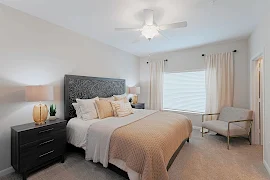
[64,75,126,120]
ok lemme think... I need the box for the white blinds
[163,71,206,113]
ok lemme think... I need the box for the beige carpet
[168,130,269,180]
[1,129,269,180]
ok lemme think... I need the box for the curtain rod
[202,50,237,57]
[147,59,168,64]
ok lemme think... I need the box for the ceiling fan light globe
[141,25,159,40]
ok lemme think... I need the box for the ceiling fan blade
[132,35,144,44]
[115,28,141,32]
[144,9,154,25]
[159,21,187,30]
[158,31,169,40]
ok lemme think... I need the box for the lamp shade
[129,87,140,95]
[25,85,54,102]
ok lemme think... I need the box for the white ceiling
[0,0,266,57]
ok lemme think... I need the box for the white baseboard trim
[0,167,14,177]
[264,160,270,176]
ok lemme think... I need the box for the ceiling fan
[115,9,187,42]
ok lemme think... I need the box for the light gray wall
[0,4,140,172]
[248,2,270,173]
[140,39,250,127]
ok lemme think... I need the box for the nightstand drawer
[20,130,66,153]
[20,146,65,172]
[19,122,66,145]
[20,131,66,172]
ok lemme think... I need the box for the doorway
[251,56,264,145]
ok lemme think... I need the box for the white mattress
[66,118,101,150]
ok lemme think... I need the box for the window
[163,71,206,113]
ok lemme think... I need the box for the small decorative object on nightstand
[11,119,66,180]
[131,103,145,109]
[49,104,57,120]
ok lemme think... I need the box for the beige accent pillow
[76,97,99,120]
[111,100,124,116]
[99,97,116,116]
[111,101,134,117]
[95,100,114,119]
[113,94,128,103]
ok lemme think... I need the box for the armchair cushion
[202,120,248,137]
[218,107,253,130]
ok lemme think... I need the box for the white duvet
[66,118,101,150]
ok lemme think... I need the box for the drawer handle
[39,139,54,146]
[39,128,54,134]
[39,150,54,158]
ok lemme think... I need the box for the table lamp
[129,87,140,104]
[25,85,54,125]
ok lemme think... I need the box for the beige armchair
[202,107,253,149]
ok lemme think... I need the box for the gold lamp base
[132,95,138,104]
[33,104,48,125]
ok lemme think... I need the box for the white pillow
[72,103,83,118]
[76,97,99,120]
[113,94,128,103]
[111,101,134,117]
[99,96,114,101]
[113,94,126,99]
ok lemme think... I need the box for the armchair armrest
[202,113,220,122]
[203,113,220,116]
[228,119,253,137]
[228,119,253,124]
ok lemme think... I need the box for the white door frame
[250,51,265,145]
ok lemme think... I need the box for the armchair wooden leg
[248,132,252,145]
[227,136,230,150]
[227,123,231,150]
[202,127,204,137]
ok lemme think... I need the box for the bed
[64,75,192,180]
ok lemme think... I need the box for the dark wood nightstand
[11,119,67,180]
[131,103,145,109]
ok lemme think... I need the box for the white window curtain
[205,52,234,117]
[148,60,165,110]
